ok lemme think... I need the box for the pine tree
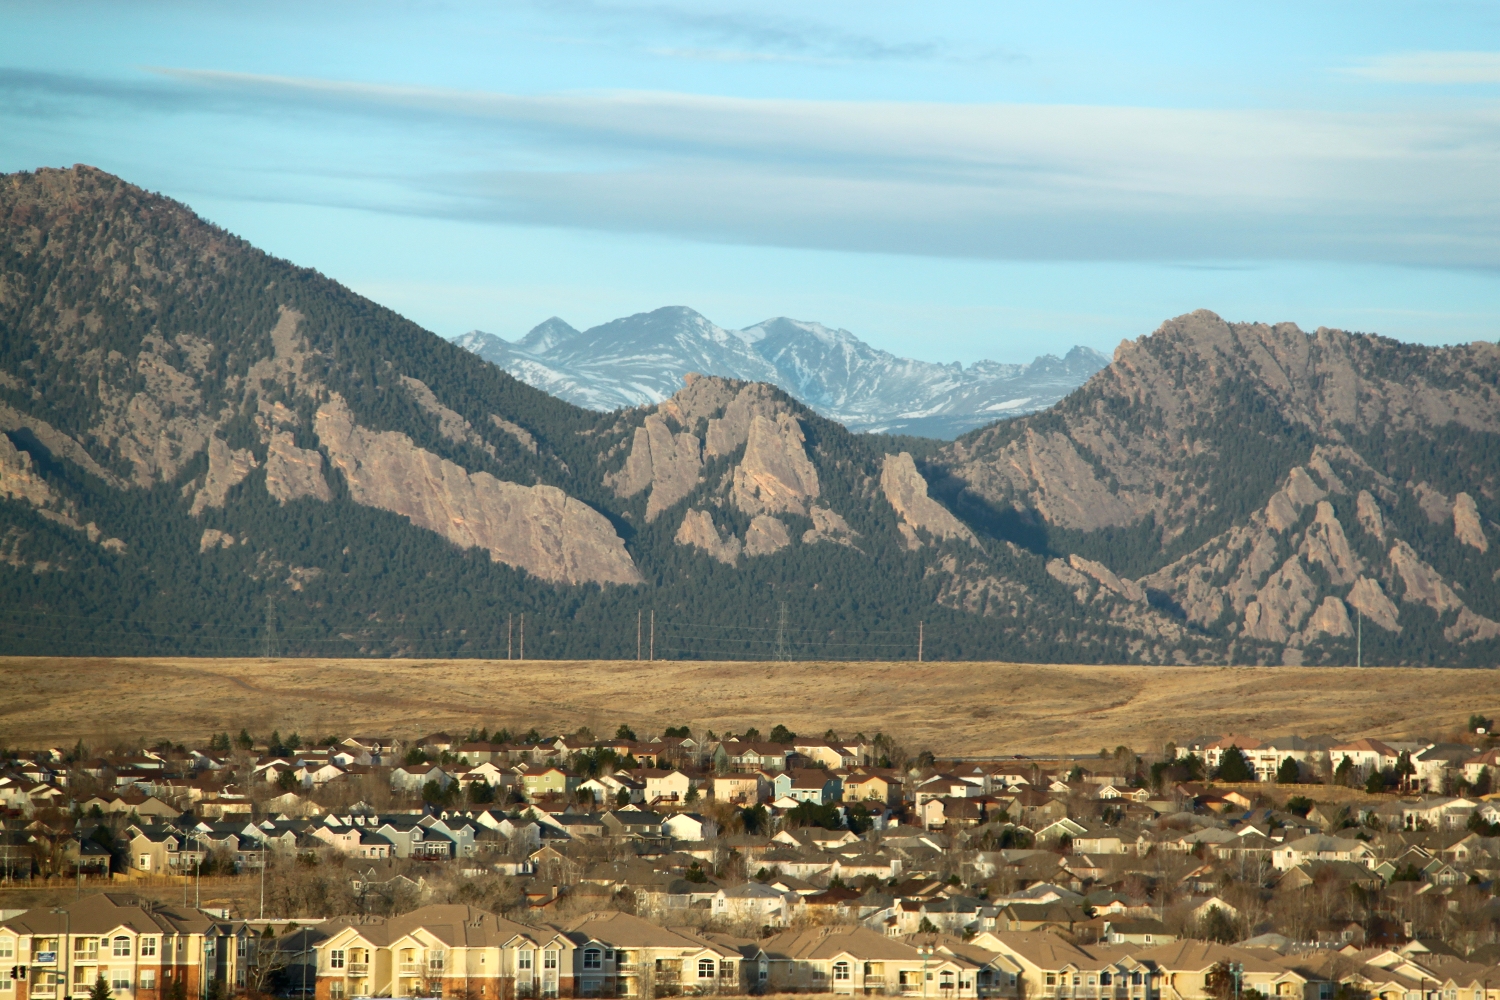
[1215,746,1255,783]
[88,975,112,1000]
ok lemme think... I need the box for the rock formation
[316,394,640,585]
[881,452,978,549]
[674,508,742,565]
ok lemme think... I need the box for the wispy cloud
[1343,51,1500,84]
[5,66,1500,270]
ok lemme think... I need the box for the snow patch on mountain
[454,306,1108,438]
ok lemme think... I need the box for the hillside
[930,311,1500,665]
[0,167,1495,666]
[455,309,1108,438]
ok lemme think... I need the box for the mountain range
[1,165,1497,666]
[454,311,1108,439]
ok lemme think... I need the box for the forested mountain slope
[928,311,1500,665]
[0,166,1152,661]
[1,167,1493,665]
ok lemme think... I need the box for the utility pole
[507,614,513,660]
[773,602,789,662]
[918,621,924,663]
[520,613,525,661]
[264,594,276,659]
[637,610,642,662]
[649,610,655,662]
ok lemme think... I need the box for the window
[1089,978,1097,987]
[544,951,558,971]
[700,960,716,980]
[604,951,614,962]
[0,939,12,960]
[330,983,345,1000]
[140,938,156,958]
[584,951,602,971]
[1101,974,1112,987]
[430,951,446,972]
[833,962,850,982]
[1131,973,1142,987]
[518,951,533,971]
[1047,975,1057,987]
[330,950,346,970]
[112,970,131,991]
[139,973,155,991]
[138,855,151,870]
[114,938,131,958]
[237,938,247,959]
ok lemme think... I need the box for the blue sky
[2,1,1499,364]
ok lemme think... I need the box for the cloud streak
[1344,51,1500,84]
[5,66,1500,269]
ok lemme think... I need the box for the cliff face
[932,309,1500,664]
[1,166,1494,664]
[0,165,638,593]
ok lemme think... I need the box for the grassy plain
[2,657,1495,756]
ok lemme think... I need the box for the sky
[2,1,1499,365]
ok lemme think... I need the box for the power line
[773,601,789,661]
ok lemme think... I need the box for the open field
[2,657,1497,756]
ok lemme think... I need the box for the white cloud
[1344,51,1500,84]
[19,67,1500,268]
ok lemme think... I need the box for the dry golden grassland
[2,657,1496,756]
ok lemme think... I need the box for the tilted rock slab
[606,413,704,521]
[674,508,742,565]
[316,394,640,585]
[189,437,258,516]
[732,412,820,516]
[881,451,978,550]
[744,515,792,557]
[1453,492,1488,553]
[264,430,332,504]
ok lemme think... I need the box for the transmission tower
[263,594,277,659]
[773,601,790,661]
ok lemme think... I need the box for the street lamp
[919,946,933,1000]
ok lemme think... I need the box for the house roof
[763,926,924,962]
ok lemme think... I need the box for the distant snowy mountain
[454,306,1109,438]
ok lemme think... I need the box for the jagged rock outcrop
[489,415,537,454]
[402,375,497,459]
[744,515,792,557]
[731,413,820,516]
[1242,556,1320,644]
[188,437,258,516]
[802,505,859,548]
[1454,493,1489,552]
[199,528,238,552]
[264,431,332,504]
[674,508,742,565]
[1389,539,1464,614]
[0,432,55,508]
[315,394,640,585]
[1067,553,1146,603]
[882,452,978,550]
[1346,576,1401,632]
[1302,596,1354,640]
[0,402,121,487]
[606,413,703,521]
[1299,501,1360,585]
[1356,490,1386,542]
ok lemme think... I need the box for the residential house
[0,893,224,1000]
[713,773,767,806]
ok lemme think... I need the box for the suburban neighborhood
[4,719,1500,1000]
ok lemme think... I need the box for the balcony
[399,965,423,977]
[30,988,57,998]
[346,964,369,977]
